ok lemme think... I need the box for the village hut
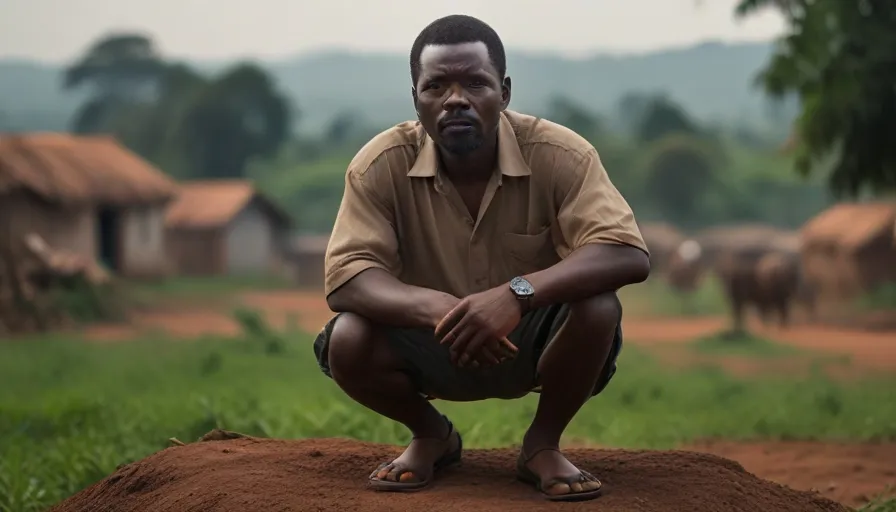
[0,133,177,278]
[164,180,293,277]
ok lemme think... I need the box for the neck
[439,131,498,183]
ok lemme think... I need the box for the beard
[440,131,484,156]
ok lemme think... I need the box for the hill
[0,40,796,135]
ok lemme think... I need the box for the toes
[544,482,571,496]
[582,480,602,492]
[372,463,393,480]
[398,471,420,483]
[387,467,419,483]
[569,481,584,493]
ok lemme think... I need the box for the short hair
[409,15,507,85]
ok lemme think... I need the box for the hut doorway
[96,207,121,272]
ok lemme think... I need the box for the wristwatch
[509,276,535,314]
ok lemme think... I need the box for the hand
[425,292,510,367]
[434,285,523,367]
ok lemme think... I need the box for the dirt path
[52,436,867,512]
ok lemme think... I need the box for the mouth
[440,117,475,129]
[440,120,476,134]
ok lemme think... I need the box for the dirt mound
[51,435,849,512]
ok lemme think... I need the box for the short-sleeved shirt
[324,109,647,298]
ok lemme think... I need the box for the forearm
[525,243,650,310]
[325,268,453,328]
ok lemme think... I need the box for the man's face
[413,42,510,156]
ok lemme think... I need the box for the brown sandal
[368,416,463,492]
[516,447,603,502]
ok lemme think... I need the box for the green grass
[1,321,895,511]
[622,275,730,318]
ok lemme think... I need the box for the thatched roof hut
[0,133,177,277]
[800,202,896,299]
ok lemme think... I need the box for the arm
[327,268,456,329]
[323,166,455,328]
[525,243,649,310]
[526,148,650,309]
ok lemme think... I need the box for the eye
[423,81,441,91]
[469,80,486,88]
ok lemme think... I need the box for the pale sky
[1,0,785,63]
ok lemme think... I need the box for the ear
[501,76,512,110]
[411,87,419,113]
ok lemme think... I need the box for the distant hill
[0,40,796,135]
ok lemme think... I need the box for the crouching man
[312,14,650,502]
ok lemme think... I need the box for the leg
[317,313,460,489]
[518,292,621,500]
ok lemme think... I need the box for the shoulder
[347,120,422,180]
[505,110,600,183]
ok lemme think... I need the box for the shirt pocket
[502,226,558,275]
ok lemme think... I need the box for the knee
[327,312,377,381]
[567,292,621,333]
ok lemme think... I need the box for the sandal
[368,416,463,492]
[516,447,602,502]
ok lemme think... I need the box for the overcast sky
[1,0,785,63]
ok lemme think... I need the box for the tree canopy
[736,0,896,196]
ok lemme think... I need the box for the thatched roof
[802,202,896,252]
[0,133,177,205]
[165,179,292,230]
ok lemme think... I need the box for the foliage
[634,94,701,144]
[736,0,896,196]
[62,33,293,180]
[1,328,895,511]
[639,133,726,227]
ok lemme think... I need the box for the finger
[480,342,502,366]
[500,337,519,356]
[460,330,492,366]
[450,324,476,366]
[442,312,472,349]
[434,302,467,339]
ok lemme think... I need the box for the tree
[170,63,292,178]
[634,95,700,144]
[63,33,166,133]
[641,133,725,227]
[736,0,896,196]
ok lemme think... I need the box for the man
[314,14,650,502]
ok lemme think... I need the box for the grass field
[2,315,896,512]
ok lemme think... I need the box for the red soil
[50,435,849,512]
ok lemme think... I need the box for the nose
[443,84,470,111]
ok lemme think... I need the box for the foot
[518,446,602,498]
[369,419,462,485]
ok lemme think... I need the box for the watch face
[510,276,534,297]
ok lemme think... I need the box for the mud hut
[164,180,293,277]
[286,235,329,289]
[0,133,177,278]
[800,202,896,300]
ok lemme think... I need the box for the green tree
[641,133,725,228]
[634,95,700,144]
[736,0,896,195]
[170,63,293,179]
[63,33,166,133]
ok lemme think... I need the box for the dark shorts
[313,296,624,402]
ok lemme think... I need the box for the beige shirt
[324,110,647,298]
